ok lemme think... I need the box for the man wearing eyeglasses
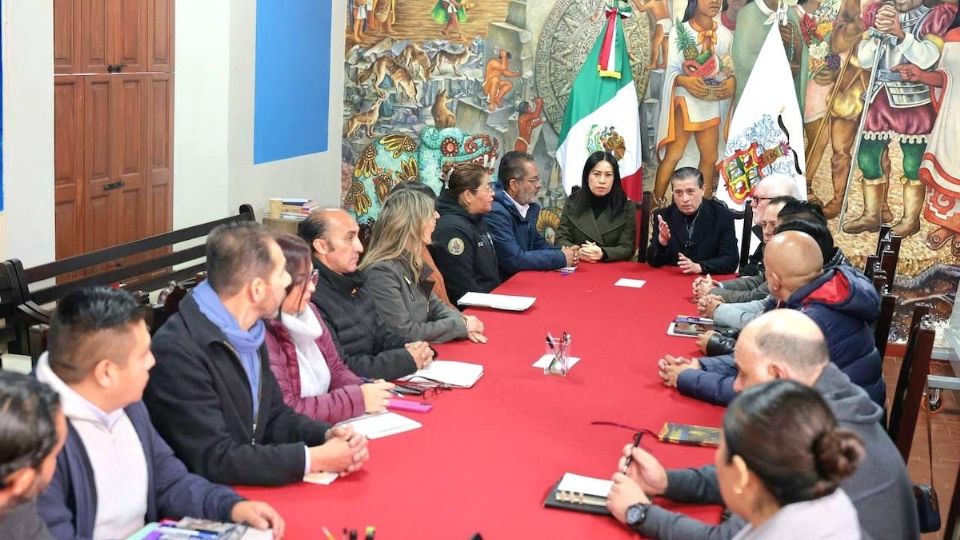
[485,151,578,279]
[736,173,801,277]
[647,167,738,274]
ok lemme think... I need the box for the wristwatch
[625,502,651,530]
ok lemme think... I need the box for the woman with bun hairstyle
[609,379,864,539]
[556,151,637,262]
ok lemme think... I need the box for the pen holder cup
[544,335,573,376]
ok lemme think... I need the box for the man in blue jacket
[659,231,885,407]
[36,287,283,539]
[485,151,578,278]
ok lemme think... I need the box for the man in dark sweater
[608,309,918,540]
[0,372,65,540]
[647,167,739,274]
[147,223,369,486]
[298,208,433,380]
[36,287,283,538]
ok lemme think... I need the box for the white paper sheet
[556,473,613,498]
[614,278,647,289]
[532,353,582,370]
[400,360,484,388]
[303,471,339,485]
[340,412,422,439]
[457,292,536,311]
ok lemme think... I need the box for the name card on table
[614,278,647,288]
[457,292,536,311]
[400,360,484,388]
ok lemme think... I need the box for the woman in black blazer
[556,151,637,262]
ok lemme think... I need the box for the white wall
[224,0,346,215]
[1,0,55,266]
[172,0,232,230]
[0,0,345,266]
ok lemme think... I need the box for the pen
[322,527,336,540]
[362,378,402,395]
[621,432,645,474]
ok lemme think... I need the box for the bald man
[661,230,884,406]
[738,174,801,276]
[611,310,918,540]
[297,209,434,380]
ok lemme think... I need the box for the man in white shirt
[36,287,284,539]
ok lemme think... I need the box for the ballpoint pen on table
[559,332,570,372]
[545,333,561,372]
[620,431,645,474]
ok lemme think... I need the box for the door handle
[104,180,126,191]
[107,63,128,73]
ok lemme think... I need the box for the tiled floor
[883,357,958,540]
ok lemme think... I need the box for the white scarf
[280,307,331,397]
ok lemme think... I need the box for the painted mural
[340,0,960,337]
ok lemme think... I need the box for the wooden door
[54,0,173,266]
[80,0,113,74]
[54,76,85,260]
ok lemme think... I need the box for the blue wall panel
[254,0,331,164]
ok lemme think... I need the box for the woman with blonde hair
[361,188,487,343]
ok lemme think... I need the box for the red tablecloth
[238,262,726,539]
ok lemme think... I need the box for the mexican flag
[556,6,643,200]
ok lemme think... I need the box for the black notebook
[543,477,612,516]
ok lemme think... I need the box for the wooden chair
[874,291,897,359]
[875,225,892,257]
[887,304,936,460]
[734,202,754,271]
[864,254,879,278]
[880,243,900,285]
[0,261,31,368]
[637,190,653,263]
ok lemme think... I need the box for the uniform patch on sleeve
[447,237,465,255]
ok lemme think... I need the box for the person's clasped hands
[691,274,719,299]
[405,341,434,368]
[561,244,581,266]
[579,241,604,263]
[657,354,700,388]
[697,294,723,317]
[311,424,369,478]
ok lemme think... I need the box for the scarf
[192,281,264,416]
[280,307,331,398]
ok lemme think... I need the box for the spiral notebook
[543,473,613,516]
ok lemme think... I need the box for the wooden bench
[0,204,256,364]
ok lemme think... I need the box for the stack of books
[269,198,320,220]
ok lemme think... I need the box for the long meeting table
[238,262,728,539]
